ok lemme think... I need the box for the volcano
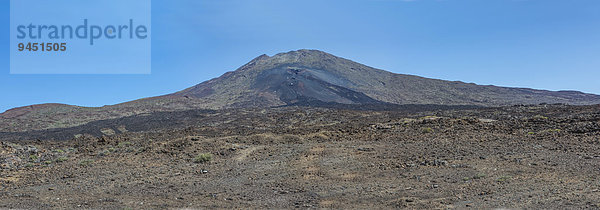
[2,49,600,132]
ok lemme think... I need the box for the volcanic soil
[1,104,600,209]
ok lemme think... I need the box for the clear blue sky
[1,0,599,112]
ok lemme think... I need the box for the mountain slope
[171,49,600,108]
[1,49,600,132]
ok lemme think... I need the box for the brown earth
[1,104,600,209]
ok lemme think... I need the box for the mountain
[170,49,600,107]
[2,49,600,132]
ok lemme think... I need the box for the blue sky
[1,0,600,112]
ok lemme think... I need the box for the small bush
[194,153,213,163]
[542,129,561,133]
[29,154,38,161]
[98,150,110,156]
[43,160,52,165]
[473,173,486,179]
[55,157,68,162]
[496,175,512,182]
[79,159,94,166]
[117,141,132,148]
[421,127,434,134]
[135,147,148,154]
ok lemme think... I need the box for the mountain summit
[170,49,600,108]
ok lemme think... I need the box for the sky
[1,0,599,112]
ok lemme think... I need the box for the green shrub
[79,159,94,166]
[496,175,512,182]
[194,153,213,163]
[135,147,148,154]
[473,173,486,179]
[55,157,68,162]
[421,127,434,134]
[29,154,38,161]
[542,129,561,133]
[98,150,110,156]
[117,141,132,148]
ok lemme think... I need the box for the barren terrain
[1,104,599,209]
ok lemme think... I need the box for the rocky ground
[1,104,599,209]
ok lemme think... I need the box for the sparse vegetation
[421,127,434,134]
[473,173,486,179]
[79,159,94,166]
[55,157,68,162]
[100,128,116,136]
[542,129,561,133]
[29,154,38,161]
[117,141,132,148]
[98,149,111,156]
[496,175,513,182]
[135,147,148,154]
[194,153,213,163]
[1,104,600,209]
[401,118,415,124]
